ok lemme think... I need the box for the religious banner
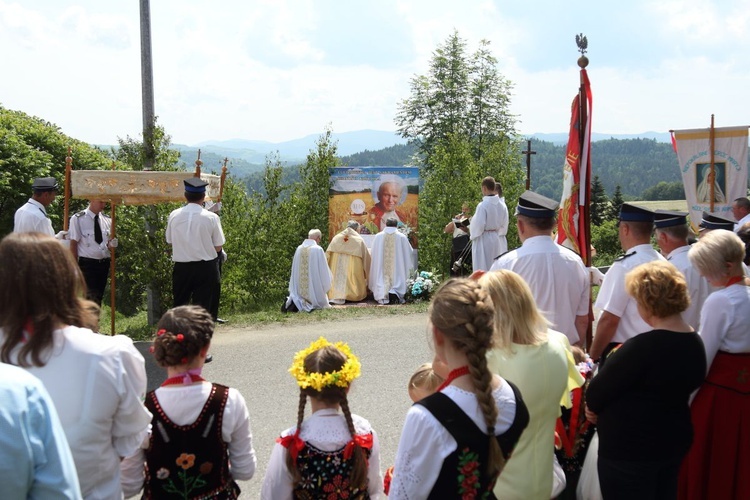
[70,170,222,205]
[328,167,419,248]
[557,68,592,257]
[672,126,748,231]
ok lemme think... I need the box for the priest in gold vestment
[326,221,371,303]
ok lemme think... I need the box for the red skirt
[678,351,750,500]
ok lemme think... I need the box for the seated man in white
[369,217,414,304]
[326,221,371,304]
[284,229,332,312]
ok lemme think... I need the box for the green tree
[641,181,685,200]
[590,175,609,226]
[607,184,624,220]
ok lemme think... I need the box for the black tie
[94,214,103,244]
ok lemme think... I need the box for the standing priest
[284,229,332,312]
[326,221,371,304]
[470,176,508,271]
[369,217,413,304]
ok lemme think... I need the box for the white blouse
[1,325,152,500]
[388,377,518,500]
[699,283,750,370]
[261,408,383,499]
[120,381,257,497]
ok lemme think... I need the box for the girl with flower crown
[261,337,383,499]
[389,278,530,499]
[120,305,257,499]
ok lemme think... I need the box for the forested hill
[337,138,683,200]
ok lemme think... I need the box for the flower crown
[289,337,361,392]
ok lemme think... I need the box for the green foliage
[0,105,112,236]
[340,143,418,167]
[590,175,609,226]
[608,185,624,220]
[640,181,685,201]
[591,219,621,266]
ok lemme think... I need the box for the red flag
[557,69,592,263]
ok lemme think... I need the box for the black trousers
[598,455,682,500]
[172,258,220,320]
[78,257,111,305]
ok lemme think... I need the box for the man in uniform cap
[653,210,714,330]
[491,190,590,345]
[165,177,226,321]
[590,203,665,361]
[13,177,64,238]
[699,211,736,234]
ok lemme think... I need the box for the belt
[79,256,111,264]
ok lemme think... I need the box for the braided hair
[152,306,214,367]
[285,345,368,491]
[429,278,505,477]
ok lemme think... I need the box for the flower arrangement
[289,337,361,391]
[404,270,440,303]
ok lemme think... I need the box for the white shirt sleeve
[389,405,455,500]
[367,430,383,499]
[594,263,627,317]
[470,202,486,241]
[110,337,152,458]
[698,293,731,371]
[260,441,294,500]
[224,388,257,480]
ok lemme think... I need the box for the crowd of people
[3,175,750,499]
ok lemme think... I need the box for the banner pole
[709,114,715,213]
[110,161,117,336]
[218,157,228,202]
[64,147,72,231]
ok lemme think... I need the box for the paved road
[147,312,432,499]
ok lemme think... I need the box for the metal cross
[522,140,536,190]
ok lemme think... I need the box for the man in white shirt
[13,177,59,236]
[470,176,509,271]
[284,229,332,312]
[166,178,225,320]
[369,217,414,304]
[590,203,665,362]
[491,190,589,345]
[653,210,714,330]
[732,197,750,233]
[68,200,118,305]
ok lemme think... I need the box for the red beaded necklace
[436,366,471,392]
[161,370,205,387]
[725,275,746,287]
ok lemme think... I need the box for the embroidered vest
[417,382,529,500]
[292,437,373,499]
[143,384,240,499]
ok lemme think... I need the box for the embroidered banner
[70,171,222,205]
[672,126,748,231]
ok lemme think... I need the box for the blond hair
[408,363,444,394]
[688,229,745,281]
[625,261,689,319]
[478,270,548,350]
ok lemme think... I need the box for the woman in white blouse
[0,232,152,500]
[679,229,750,499]
[389,278,529,499]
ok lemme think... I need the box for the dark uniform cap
[32,177,59,192]
[515,190,559,218]
[653,209,688,228]
[699,212,735,231]
[619,203,654,222]
[184,177,208,194]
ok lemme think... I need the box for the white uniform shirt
[594,243,666,344]
[286,239,332,312]
[0,325,152,500]
[389,380,519,500]
[261,408,382,500]
[735,212,750,232]
[470,195,509,271]
[68,208,112,259]
[491,235,590,344]
[120,382,257,497]
[13,198,54,235]
[698,284,750,371]
[666,245,716,330]
[166,203,225,262]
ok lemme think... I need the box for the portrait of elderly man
[370,174,407,231]
[326,221,371,304]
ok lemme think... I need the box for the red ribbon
[277,431,305,464]
[343,433,373,460]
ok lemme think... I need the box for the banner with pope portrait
[328,167,419,248]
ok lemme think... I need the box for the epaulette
[614,251,636,262]
[74,210,86,217]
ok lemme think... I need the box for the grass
[98,301,431,340]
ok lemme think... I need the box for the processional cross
[522,139,536,190]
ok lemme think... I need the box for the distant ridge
[527,131,672,145]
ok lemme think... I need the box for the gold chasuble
[326,227,371,302]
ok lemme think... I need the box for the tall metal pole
[709,114,715,213]
[140,0,155,172]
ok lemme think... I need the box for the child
[408,362,445,402]
[389,278,530,499]
[120,305,257,498]
[261,337,382,499]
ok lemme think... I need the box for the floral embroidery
[161,452,210,498]
[292,441,371,499]
[457,447,487,499]
[199,461,213,474]
[176,453,195,470]
[156,468,170,480]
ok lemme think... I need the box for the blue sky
[1,0,748,146]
